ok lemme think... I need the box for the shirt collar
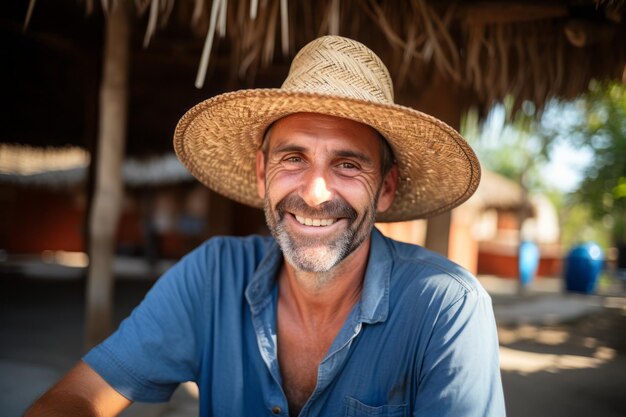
[357,228,391,324]
[245,228,391,323]
[245,238,282,315]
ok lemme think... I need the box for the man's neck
[278,237,371,326]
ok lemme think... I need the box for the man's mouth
[294,215,337,227]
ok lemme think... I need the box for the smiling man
[26,36,505,417]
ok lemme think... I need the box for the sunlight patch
[499,346,616,375]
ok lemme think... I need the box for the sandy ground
[2,273,626,416]
[498,306,626,416]
[0,276,199,417]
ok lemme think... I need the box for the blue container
[519,241,540,287]
[564,243,604,294]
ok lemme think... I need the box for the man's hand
[24,360,131,417]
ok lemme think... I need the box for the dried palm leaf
[195,0,223,88]
[23,0,36,30]
[361,0,409,53]
[192,0,204,27]
[280,0,289,56]
[86,0,95,15]
[262,0,279,66]
[135,0,151,14]
[159,0,176,28]
[329,0,340,36]
[218,0,227,37]
[495,24,509,99]
[143,0,159,47]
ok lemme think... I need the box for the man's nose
[300,175,333,207]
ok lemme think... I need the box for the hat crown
[281,36,394,105]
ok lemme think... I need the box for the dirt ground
[2,275,626,416]
[498,306,626,416]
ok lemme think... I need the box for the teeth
[295,215,336,227]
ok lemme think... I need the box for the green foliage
[461,97,554,191]
[567,81,626,243]
[462,84,623,251]
[558,201,612,250]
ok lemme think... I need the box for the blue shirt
[84,229,505,416]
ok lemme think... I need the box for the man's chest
[277,335,326,416]
[217,318,419,417]
[276,313,343,415]
[199,297,426,417]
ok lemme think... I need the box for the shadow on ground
[3,274,626,416]
[0,274,198,417]
[499,309,626,417]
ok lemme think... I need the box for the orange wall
[2,188,84,252]
[2,187,143,254]
[477,251,562,278]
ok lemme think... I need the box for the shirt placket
[250,287,289,416]
[297,308,364,417]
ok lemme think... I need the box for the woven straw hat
[174,35,480,222]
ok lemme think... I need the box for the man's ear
[256,150,266,199]
[376,164,398,213]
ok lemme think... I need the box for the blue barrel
[564,243,604,294]
[519,241,540,287]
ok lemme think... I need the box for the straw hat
[174,35,480,222]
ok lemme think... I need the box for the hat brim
[174,89,480,222]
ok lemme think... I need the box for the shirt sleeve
[413,286,506,417]
[83,243,212,403]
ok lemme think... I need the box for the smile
[294,215,336,227]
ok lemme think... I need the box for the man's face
[256,113,397,273]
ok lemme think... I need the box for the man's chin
[282,243,344,273]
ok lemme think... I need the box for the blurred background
[1,0,626,416]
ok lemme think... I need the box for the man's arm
[24,360,131,417]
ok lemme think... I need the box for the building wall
[477,247,562,278]
[1,185,143,255]
[1,186,84,253]
[0,183,259,260]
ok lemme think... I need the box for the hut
[2,0,625,345]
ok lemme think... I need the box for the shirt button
[271,406,282,414]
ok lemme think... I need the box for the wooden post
[424,212,453,257]
[398,72,466,258]
[85,1,131,349]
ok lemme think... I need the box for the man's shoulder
[171,234,276,282]
[380,234,483,296]
[190,234,275,261]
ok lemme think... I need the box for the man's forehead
[267,112,382,146]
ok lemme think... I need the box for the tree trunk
[85,1,131,349]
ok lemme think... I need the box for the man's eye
[284,156,302,163]
[338,162,357,170]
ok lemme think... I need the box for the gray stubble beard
[264,194,378,275]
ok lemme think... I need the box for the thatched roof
[3,0,625,154]
[86,0,626,111]
[469,168,532,211]
[0,145,192,188]
[0,144,89,175]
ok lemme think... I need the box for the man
[26,36,504,416]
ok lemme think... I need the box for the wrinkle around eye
[335,163,381,180]
[335,165,361,178]
[280,157,307,171]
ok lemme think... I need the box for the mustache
[275,194,357,220]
